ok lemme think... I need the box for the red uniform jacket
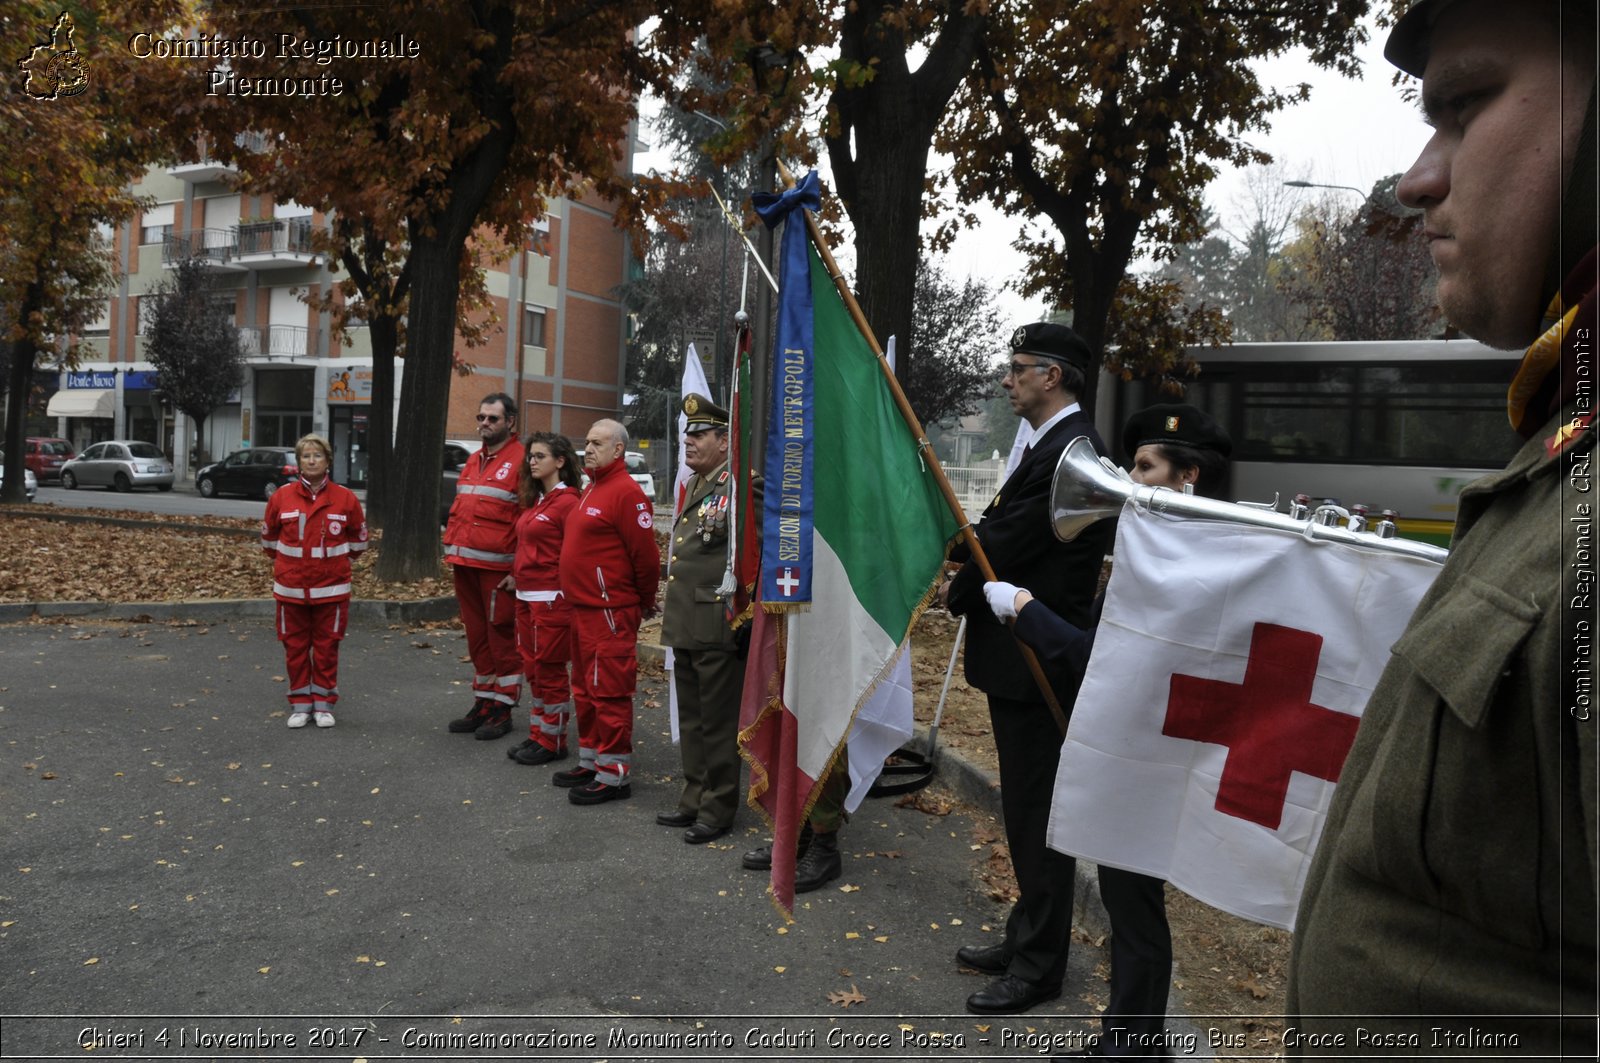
[559,457,660,609]
[444,439,525,571]
[261,478,368,603]
[511,484,578,593]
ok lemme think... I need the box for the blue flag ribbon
[752,171,822,608]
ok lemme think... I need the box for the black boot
[793,830,841,893]
[741,821,814,871]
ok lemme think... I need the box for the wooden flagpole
[773,160,1070,736]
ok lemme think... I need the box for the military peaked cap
[682,392,729,432]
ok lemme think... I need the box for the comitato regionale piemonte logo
[19,10,89,100]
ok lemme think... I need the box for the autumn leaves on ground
[0,507,1290,1051]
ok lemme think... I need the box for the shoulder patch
[637,511,653,529]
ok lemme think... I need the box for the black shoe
[447,700,492,733]
[740,822,814,871]
[955,942,1013,976]
[656,809,696,828]
[683,822,730,844]
[474,711,512,740]
[507,738,539,760]
[793,830,841,893]
[568,780,631,805]
[552,766,596,789]
[514,743,566,766]
[964,974,1063,1015]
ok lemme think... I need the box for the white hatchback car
[60,440,175,492]
[625,451,655,501]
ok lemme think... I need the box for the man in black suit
[943,322,1113,1015]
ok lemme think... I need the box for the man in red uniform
[443,393,526,740]
[557,418,660,804]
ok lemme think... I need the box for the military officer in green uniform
[655,393,747,844]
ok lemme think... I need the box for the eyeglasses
[475,414,503,423]
[1002,360,1051,378]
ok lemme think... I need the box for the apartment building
[52,150,636,487]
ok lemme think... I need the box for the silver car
[60,440,175,492]
[0,452,38,501]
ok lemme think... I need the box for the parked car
[59,440,175,492]
[196,447,299,500]
[1,452,39,502]
[444,438,482,469]
[625,451,656,501]
[25,437,74,484]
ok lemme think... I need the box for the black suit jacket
[948,408,1112,703]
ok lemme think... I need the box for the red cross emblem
[1163,622,1360,831]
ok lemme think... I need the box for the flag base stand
[868,616,962,798]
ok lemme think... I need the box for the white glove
[984,581,1024,621]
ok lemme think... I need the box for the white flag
[1047,504,1441,929]
[666,343,712,743]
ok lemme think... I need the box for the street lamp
[1283,180,1370,200]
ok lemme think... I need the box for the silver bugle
[1048,436,1449,564]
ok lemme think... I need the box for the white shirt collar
[1027,402,1081,448]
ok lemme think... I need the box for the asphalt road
[0,613,1154,1063]
[29,482,269,520]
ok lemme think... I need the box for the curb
[0,596,461,625]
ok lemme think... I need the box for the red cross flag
[1046,504,1441,930]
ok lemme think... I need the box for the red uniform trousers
[515,596,573,752]
[276,600,349,712]
[453,566,521,711]
[569,604,640,786]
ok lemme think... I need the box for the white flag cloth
[1047,503,1441,930]
[666,343,712,744]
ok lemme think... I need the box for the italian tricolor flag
[739,173,958,915]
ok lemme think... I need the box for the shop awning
[46,389,115,419]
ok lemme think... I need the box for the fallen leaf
[839,884,860,893]
[827,984,866,1008]
[356,955,371,964]
[873,936,890,943]
[39,771,56,780]
[773,966,786,973]
[83,957,99,966]
[844,932,860,940]
[258,967,271,974]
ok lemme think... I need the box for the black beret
[1384,0,1456,78]
[1122,403,1232,459]
[1010,322,1092,372]
[682,392,729,432]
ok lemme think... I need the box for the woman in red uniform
[261,433,368,729]
[503,432,582,766]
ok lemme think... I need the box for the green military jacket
[1288,402,1596,1054]
[660,460,737,651]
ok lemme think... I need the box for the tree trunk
[373,236,457,582]
[2,333,37,505]
[364,314,399,527]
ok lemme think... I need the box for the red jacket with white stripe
[261,478,368,604]
[559,457,660,609]
[443,439,525,571]
[512,483,578,592]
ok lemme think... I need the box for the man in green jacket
[1288,1,1597,1055]
[656,394,747,844]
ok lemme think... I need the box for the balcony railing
[237,218,316,255]
[239,324,310,359]
[163,229,241,269]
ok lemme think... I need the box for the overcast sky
[637,18,1430,338]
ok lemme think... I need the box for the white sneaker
[314,710,336,728]
[287,711,311,729]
